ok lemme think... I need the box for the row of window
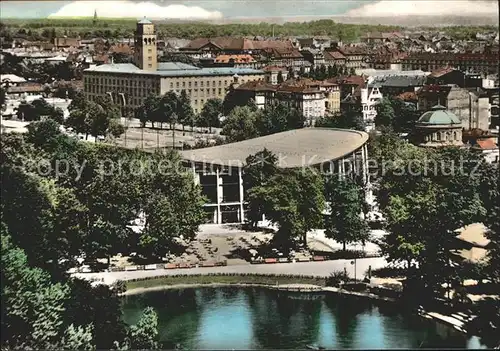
[425,131,460,142]
[85,76,158,88]
[170,80,227,89]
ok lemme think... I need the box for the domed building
[412,105,463,148]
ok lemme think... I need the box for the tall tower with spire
[93,9,97,25]
[134,17,157,71]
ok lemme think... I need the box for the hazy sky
[0,0,497,19]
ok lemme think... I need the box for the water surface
[122,287,485,349]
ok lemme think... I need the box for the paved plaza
[73,257,388,285]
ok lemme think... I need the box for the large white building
[180,128,370,224]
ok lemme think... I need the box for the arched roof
[417,105,461,125]
[181,128,369,168]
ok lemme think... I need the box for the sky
[0,0,498,19]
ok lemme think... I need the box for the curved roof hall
[180,128,369,168]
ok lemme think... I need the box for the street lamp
[350,258,357,282]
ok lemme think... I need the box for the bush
[325,270,348,287]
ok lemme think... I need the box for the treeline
[2,19,496,41]
[2,19,400,41]
[1,52,83,84]
[14,97,64,123]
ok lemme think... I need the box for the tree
[390,97,419,132]
[256,102,305,136]
[349,67,356,76]
[26,119,62,148]
[108,118,126,139]
[315,107,365,131]
[159,91,180,129]
[141,94,161,128]
[127,307,159,350]
[1,225,95,350]
[68,91,87,112]
[375,97,395,130]
[64,279,128,349]
[378,147,486,301]
[221,105,259,142]
[243,149,279,227]
[137,151,206,258]
[198,98,223,132]
[66,95,121,139]
[15,101,37,121]
[0,86,6,109]
[177,90,194,131]
[478,162,500,283]
[324,176,370,251]
[250,168,325,248]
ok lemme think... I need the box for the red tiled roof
[397,91,417,101]
[215,54,256,64]
[337,46,369,56]
[323,50,346,60]
[93,54,109,63]
[109,43,133,55]
[475,138,498,150]
[262,65,287,72]
[429,66,459,78]
[234,80,276,92]
[328,75,365,87]
[183,37,294,51]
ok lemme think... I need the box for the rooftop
[84,62,264,77]
[180,128,369,168]
[417,105,462,125]
[369,75,427,88]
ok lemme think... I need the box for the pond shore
[121,274,475,338]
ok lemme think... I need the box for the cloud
[346,0,498,17]
[48,1,223,20]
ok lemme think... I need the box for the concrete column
[192,163,200,185]
[216,167,222,224]
[337,159,342,180]
[238,167,245,223]
[352,150,357,178]
[366,145,370,184]
[338,158,347,180]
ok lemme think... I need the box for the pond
[122,287,486,350]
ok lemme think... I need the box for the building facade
[180,128,371,224]
[417,84,490,130]
[401,53,498,74]
[229,78,341,124]
[83,19,265,115]
[411,105,463,148]
[361,85,383,132]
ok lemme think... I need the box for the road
[73,257,387,285]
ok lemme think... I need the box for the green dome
[417,105,461,125]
